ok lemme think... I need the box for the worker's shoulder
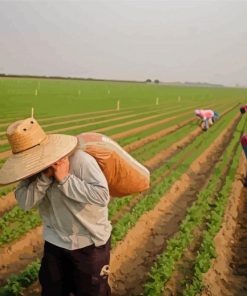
[70,149,96,163]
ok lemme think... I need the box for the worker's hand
[52,156,70,182]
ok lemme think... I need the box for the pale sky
[0,0,247,86]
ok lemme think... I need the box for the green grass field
[0,77,246,120]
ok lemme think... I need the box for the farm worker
[0,117,112,296]
[240,134,247,187]
[194,109,219,131]
[240,104,247,114]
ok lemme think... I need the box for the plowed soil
[201,154,247,296]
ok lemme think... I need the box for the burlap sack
[77,133,150,197]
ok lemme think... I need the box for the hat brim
[0,134,78,185]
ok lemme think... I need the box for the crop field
[0,77,247,296]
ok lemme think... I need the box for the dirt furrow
[201,154,247,296]
[0,192,16,216]
[109,114,240,296]
[0,227,43,286]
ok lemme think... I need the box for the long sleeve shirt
[199,110,214,119]
[15,150,112,250]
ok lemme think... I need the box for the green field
[0,77,246,119]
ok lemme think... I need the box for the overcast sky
[0,0,246,86]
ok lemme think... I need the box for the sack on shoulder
[77,132,150,197]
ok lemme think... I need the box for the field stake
[35,89,38,96]
[31,107,34,118]
[156,97,159,105]
[117,100,120,111]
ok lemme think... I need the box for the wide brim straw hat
[0,117,78,185]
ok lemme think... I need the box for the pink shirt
[198,110,214,119]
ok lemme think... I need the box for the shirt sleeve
[15,173,53,211]
[57,150,110,206]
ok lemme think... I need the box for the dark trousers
[39,239,111,296]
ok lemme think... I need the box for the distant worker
[240,134,247,187]
[194,109,220,131]
[240,104,247,114]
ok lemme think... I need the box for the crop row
[143,114,245,295]
[182,131,244,295]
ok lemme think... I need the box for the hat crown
[7,118,47,154]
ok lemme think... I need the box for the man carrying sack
[0,117,112,296]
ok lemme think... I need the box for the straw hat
[0,117,78,185]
